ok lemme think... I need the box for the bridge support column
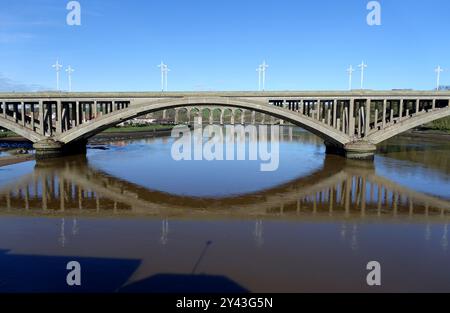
[349,99,355,137]
[174,109,179,124]
[220,109,224,125]
[325,141,376,161]
[33,139,87,159]
[209,109,214,125]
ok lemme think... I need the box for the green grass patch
[0,131,17,138]
[103,125,174,133]
[425,117,450,132]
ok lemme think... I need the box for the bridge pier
[33,139,87,159]
[325,141,377,160]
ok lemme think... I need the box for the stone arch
[199,107,212,124]
[221,108,234,125]
[209,108,222,124]
[234,109,245,125]
[189,107,201,123]
[55,97,352,146]
[176,107,189,124]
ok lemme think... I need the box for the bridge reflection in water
[1,156,449,219]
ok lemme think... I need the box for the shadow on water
[120,240,248,293]
[0,240,248,293]
[0,249,138,293]
[119,274,248,293]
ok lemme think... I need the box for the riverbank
[0,126,175,144]
[0,154,34,167]
[402,128,450,141]
[89,126,174,144]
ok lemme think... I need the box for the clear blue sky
[0,0,449,92]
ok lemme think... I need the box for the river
[0,126,449,292]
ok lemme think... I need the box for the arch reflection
[0,155,448,219]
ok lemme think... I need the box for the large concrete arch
[367,107,450,144]
[0,117,45,143]
[55,97,351,146]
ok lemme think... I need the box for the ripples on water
[0,127,449,292]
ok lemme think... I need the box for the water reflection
[378,136,450,175]
[0,155,448,219]
[87,127,326,197]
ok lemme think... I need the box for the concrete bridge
[1,91,449,159]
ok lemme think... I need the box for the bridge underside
[1,92,450,160]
